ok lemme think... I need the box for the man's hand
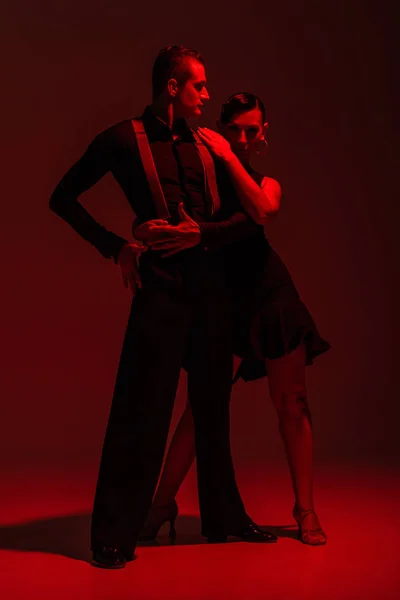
[135,203,201,258]
[117,241,147,295]
[196,127,234,162]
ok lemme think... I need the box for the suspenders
[191,128,221,215]
[130,119,221,219]
[131,119,171,220]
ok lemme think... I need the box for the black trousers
[91,256,250,550]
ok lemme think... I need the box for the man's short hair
[152,46,204,100]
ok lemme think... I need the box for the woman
[139,93,330,546]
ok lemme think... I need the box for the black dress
[230,169,331,382]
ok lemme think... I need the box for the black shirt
[49,106,262,262]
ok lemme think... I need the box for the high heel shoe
[293,507,327,546]
[138,499,178,542]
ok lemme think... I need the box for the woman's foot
[293,506,327,545]
[138,499,178,542]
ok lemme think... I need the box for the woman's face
[219,107,267,162]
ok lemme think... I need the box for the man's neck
[150,100,184,133]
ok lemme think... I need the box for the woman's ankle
[153,495,176,509]
[293,503,314,515]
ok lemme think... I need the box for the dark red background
[0,0,397,474]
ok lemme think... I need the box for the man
[50,46,276,569]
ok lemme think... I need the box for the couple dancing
[50,45,330,569]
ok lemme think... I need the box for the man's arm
[198,209,263,251]
[134,203,264,257]
[49,129,128,262]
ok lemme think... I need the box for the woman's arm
[196,127,281,224]
[223,153,281,223]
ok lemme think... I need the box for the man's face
[220,108,266,161]
[174,59,210,119]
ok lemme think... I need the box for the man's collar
[141,105,195,142]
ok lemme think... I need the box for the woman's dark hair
[220,92,266,124]
[152,45,204,100]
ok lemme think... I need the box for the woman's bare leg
[152,402,196,506]
[155,345,313,510]
[267,344,322,533]
[148,343,324,541]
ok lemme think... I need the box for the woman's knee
[272,387,310,420]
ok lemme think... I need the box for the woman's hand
[196,127,234,162]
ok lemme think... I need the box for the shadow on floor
[0,513,298,562]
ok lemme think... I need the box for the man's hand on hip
[117,241,147,295]
[134,204,201,258]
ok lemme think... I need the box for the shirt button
[204,246,208,251]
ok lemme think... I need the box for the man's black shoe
[232,522,278,543]
[124,549,136,562]
[207,522,278,544]
[91,546,129,569]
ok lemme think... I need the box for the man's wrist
[114,241,129,265]
[113,240,128,265]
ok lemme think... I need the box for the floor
[1,461,399,600]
